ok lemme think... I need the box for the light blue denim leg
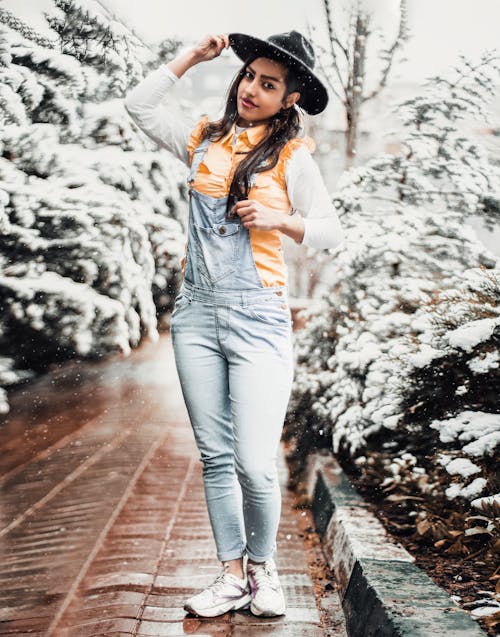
[170,298,246,562]
[228,343,294,561]
[217,296,294,562]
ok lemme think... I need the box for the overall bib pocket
[192,221,241,283]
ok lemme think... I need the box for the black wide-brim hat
[228,30,329,116]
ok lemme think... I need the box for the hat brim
[228,32,328,116]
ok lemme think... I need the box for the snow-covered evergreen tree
[0,3,189,413]
[286,52,500,613]
[45,0,144,99]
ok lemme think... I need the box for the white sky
[4,0,500,83]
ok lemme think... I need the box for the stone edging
[305,450,486,637]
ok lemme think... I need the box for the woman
[124,30,343,619]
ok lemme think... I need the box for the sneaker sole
[250,601,286,617]
[184,592,252,618]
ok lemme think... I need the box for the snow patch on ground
[445,477,487,500]
[430,411,500,446]
[445,317,499,352]
[471,493,500,509]
[445,457,481,478]
[467,350,499,373]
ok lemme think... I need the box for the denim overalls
[170,132,295,563]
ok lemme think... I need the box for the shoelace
[207,567,244,595]
[248,561,279,592]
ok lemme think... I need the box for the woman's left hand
[232,199,284,231]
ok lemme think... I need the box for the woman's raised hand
[192,34,230,63]
[166,33,230,78]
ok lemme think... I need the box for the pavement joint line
[131,453,198,637]
[45,428,169,637]
[0,426,136,538]
[305,450,487,637]
[0,403,141,487]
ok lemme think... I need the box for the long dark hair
[199,56,307,201]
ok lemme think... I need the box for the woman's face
[235,57,301,127]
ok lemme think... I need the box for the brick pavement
[0,334,345,637]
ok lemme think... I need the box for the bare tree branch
[322,0,350,96]
[362,0,410,103]
[309,0,410,163]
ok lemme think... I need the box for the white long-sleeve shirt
[124,65,344,250]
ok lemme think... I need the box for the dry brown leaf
[464,527,493,537]
[434,538,448,548]
[483,608,500,630]
[444,540,466,555]
[466,515,493,523]
[386,494,425,502]
[417,519,431,535]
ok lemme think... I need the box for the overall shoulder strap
[187,135,211,185]
[186,115,210,165]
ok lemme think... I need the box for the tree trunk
[345,12,367,168]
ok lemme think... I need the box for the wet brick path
[0,334,345,636]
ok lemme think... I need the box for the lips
[241,97,257,109]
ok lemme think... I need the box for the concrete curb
[305,450,486,637]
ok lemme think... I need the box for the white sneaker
[247,558,286,616]
[184,564,251,617]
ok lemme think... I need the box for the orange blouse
[182,115,316,288]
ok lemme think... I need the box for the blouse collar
[219,119,269,148]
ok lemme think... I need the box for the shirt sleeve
[123,65,194,167]
[285,144,344,250]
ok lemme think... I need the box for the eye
[244,70,275,90]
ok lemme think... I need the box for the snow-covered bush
[285,52,500,595]
[0,3,188,413]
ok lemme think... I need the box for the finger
[233,199,254,210]
[231,200,242,214]
[240,212,257,223]
[233,203,253,217]
[206,35,217,52]
[209,35,222,48]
